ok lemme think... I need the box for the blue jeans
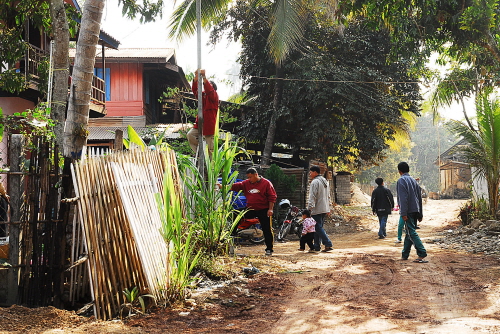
[402,213,427,259]
[378,215,388,238]
[312,213,332,250]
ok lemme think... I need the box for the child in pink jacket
[298,209,316,252]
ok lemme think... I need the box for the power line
[222,72,494,85]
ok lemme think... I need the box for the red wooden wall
[105,63,144,117]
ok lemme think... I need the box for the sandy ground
[256,199,500,334]
[4,198,500,333]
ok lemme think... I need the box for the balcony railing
[25,44,47,79]
[91,75,105,105]
[24,44,106,107]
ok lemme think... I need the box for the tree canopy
[211,2,422,165]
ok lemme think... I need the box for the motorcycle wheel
[249,235,265,244]
[295,224,303,239]
[277,223,291,241]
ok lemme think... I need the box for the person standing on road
[371,178,395,239]
[230,168,277,256]
[187,69,219,158]
[397,162,427,263]
[308,165,333,252]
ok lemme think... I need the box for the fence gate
[17,137,69,307]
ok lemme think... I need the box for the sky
[423,54,476,122]
[99,1,242,101]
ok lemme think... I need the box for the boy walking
[397,162,427,263]
[371,178,395,239]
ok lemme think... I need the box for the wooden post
[7,135,24,305]
[114,130,123,151]
[196,0,206,179]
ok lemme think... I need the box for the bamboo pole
[71,162,99,319]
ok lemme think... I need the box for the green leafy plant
[177,135,247,254]
[156,153,202,302]
[120,286,156,318]
[2,104,56,170]
[122,125,169,150]
[264,164,299,194]
[458,197,493,225]
[448,94,500,216]
[123,125,146,150]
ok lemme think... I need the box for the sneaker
[297,248,305,251]
[395,239,402,243]
[378,236,385,239]
[265,250,273,256]
[308,249,316,253]
[321,247,333,252]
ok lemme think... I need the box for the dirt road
[245,199,500,334]
[3,198,500,333]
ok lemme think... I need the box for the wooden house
[0,0,120,119]
[0,0,119,188]
[436,139,472,199]
[75,48,191,149]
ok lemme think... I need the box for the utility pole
[196,0,205,178]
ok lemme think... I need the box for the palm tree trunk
[49,0,69,149]
[63,0,105,158]
[262,65,283,166]
[452,81,476,132]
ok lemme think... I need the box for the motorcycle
[233,217,265,244]
[276,199,303,241]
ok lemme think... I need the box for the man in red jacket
[187,69,219,157]
[230,168,277,256]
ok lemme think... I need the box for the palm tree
[49,0,70,149]
[448,93,500,217]
[168,0,311,64]
[168,0,337,165]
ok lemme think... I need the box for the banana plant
[122,125,168,149]
[121,286,156,318]
[123,125,146,150]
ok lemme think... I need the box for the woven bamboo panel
[71,149,180,319]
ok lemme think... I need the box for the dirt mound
[126,274,291,333]
[0,305,88,333]
[350,184,371,206]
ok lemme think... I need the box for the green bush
[458,197,493,225]
[264,164,299,194]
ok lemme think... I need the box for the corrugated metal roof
[88,124,192,140]
[99,48,175,59]
[69,48,176,62]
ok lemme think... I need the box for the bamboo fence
[18,138,67,307]
[71,148,181,320]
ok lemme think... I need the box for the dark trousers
[300,232,315,250]
[245,209,273,251]
[402,212,427,259]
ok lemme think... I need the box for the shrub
[264,164,299,194]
